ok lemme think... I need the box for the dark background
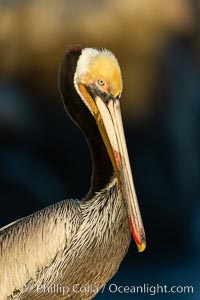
[0,1,199,299]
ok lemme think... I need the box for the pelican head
[60,46,146,252]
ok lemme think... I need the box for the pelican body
[0,45,146,299]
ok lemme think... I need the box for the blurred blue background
[0,1,199,299]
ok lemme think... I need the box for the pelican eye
[97,79,105,86]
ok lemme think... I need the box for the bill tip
[137,241,146,253]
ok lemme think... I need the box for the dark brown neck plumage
[58,45,114,199]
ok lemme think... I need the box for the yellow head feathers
[75,48,123,98]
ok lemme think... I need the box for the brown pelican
[0,45,146,300]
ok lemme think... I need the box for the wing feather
[0,199,82,299]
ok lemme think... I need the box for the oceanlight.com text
[101,283,194,296]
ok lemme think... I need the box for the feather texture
[0,177,130,300]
